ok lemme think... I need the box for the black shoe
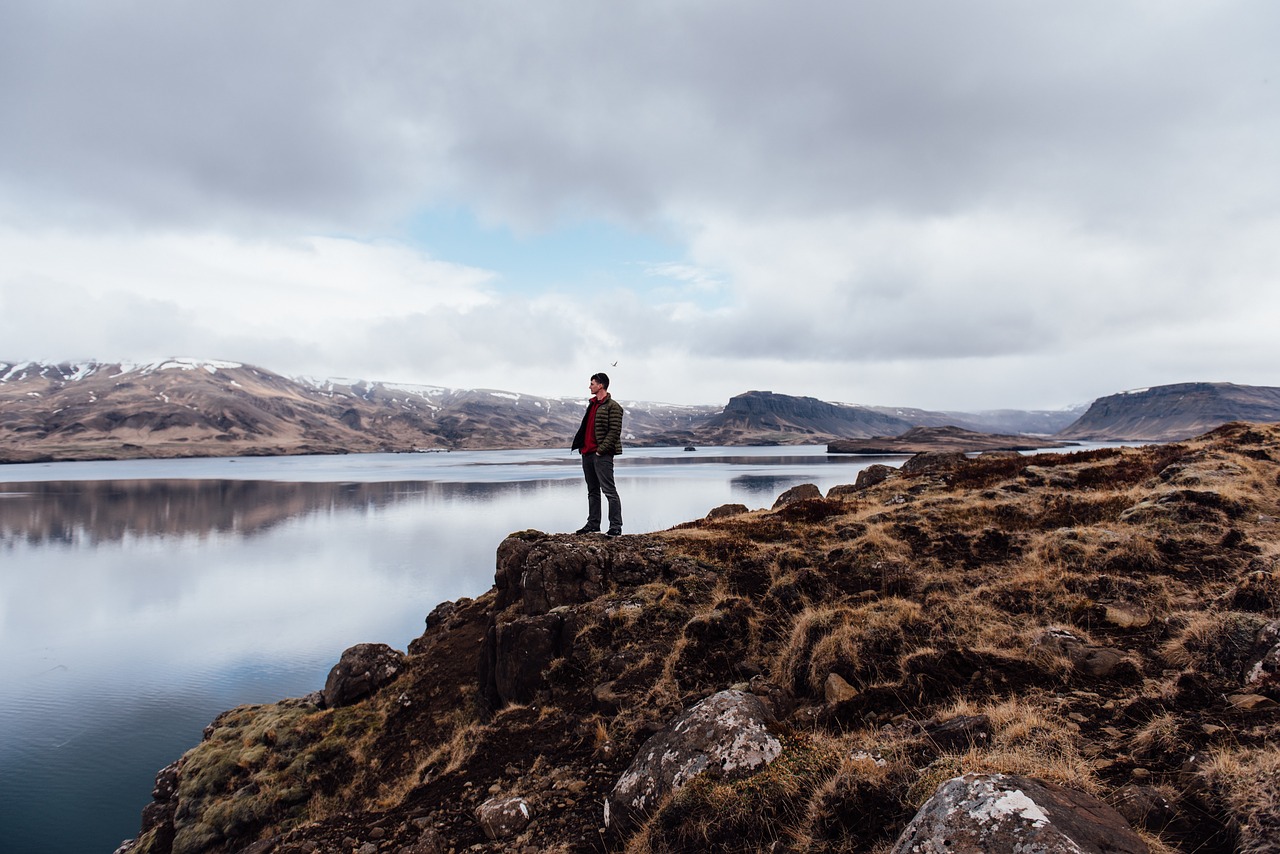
[605,528,622,537]
[575,525,599,534]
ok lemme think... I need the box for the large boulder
[607,689,782,830]
[322,643,406,708]
[773,483,822,509]
[901,451,968,475]
[890,773,1147,854]
[855,463,899,490]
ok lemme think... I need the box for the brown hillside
[122,423,1280,853]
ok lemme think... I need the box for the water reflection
[0,479,556,546]
[729,474,812,495]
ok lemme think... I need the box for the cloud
[1,1,1278,410]
[0,229,495,368]
[7,1,1276,234]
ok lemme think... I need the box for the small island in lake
[828,424,1074,454]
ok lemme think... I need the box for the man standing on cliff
[571,372,624,536]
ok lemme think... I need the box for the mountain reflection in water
[0,479,545,546]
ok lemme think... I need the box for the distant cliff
[696,391,917,444]
[1057,382,1280,441]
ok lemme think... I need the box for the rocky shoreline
[118,423,1280,853]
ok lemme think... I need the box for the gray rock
[607,689,783,830]
[772,483,822,509]
[891,773,1148,854]
[901,451,968,475]
[824,672,857,703]
[476,795,533,840]
[853,464,898,491]
[706,503,750,519]
[322,643,407,708]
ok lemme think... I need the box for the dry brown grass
[421,698,488,777]
[773,598,930,697]
[1157,609,1271,677]
[894,696,1099,809]
[1129,713,1184,763]
[1199,745,1280,843]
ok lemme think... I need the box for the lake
[0,445,913,854]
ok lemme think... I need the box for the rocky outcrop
[891,773,1148,854]
[480,612,575,706]
[900,450,969,475]
[493,531,687,615]
[323,643,407,708]
[606,689,783,830]
[1058,383,1280,441]
[483,532,695,707]
[773,483,822,508]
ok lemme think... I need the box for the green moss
[169,700,359,853]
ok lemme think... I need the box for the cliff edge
[1058,382,1280,441]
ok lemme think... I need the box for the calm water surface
[0,445,908,854]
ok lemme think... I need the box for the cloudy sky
[2,1,1277,410]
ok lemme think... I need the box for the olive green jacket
[571,395,624,456]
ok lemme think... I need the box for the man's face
[589,378,603,396]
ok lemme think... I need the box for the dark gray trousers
[582,452,622,531]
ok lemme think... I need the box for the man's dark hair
[591,372,610,389]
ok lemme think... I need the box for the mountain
[1057,382,1280,441]
[695,390,918,444]
[0,360,1092,463]
[117,422,1280,854]
[0,359,717,463]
